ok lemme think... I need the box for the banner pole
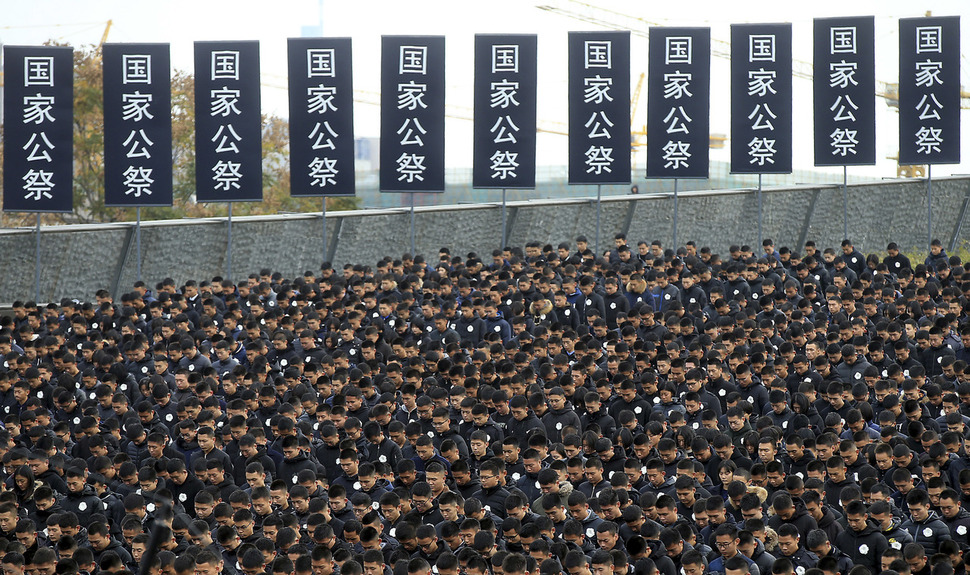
[757,174,763,247]
[928,164,933,252]
[409,192,416,256]
[673,179,679,249]
[322,197,328,264]
[35,214,41,303]
[595,184,603,257]
[227,204,233,281]
[136,207,142,283]
[501,188,507,248]
[842,166,848,240]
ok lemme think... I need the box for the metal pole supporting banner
[593,184,603,257]
[928,164,933,252]
[227,203,233,281]
[136,207,142,283]
[757,174,763,247]
[501,189,507,248]
[35,214,41,303]
[409,193,416,256]
[673,179,679,249]
[842,166,848,240]
[322,198,328,265]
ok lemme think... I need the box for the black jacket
[902,510,952,555]
[767,498,818,539]
[835,521,889,575]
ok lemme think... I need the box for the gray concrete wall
[2,176,968,303]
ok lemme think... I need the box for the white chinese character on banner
[22,132,55,162]
[584,41,612,69]
[211,51,240,81]
[915,60,943,87]
[309,121,339,150]
[24,57,54,87]
[307,85,338,114]
[490,116,520,144]
[665,37,693,65]
[584,146,613,173]
[916,26,942,54]
[916,93,943,120]
[490,80,520,108]
[122,92,154,122]
[22,169,55,200]
[585,111,614,139]
[829,61,858,88]
[307,49,336,78]
[663,72,693,99]
[210,88,242,117]
[492,45,519,73]
[829,127,858,156]
[748,104,777,130]
[22,94,55,125]
[663,107,692,134]
[211,125,242,153]
[396,153,426,182]
[830,95,859,122]
[308,157,339,187]
[489,151,519,179]
[123,129,154,159]
[915,126,943,154]
[399,46,428,75]
[123,166,154,197]
[662,141,691,169]
[397,81,428,110]
[749,35,776,62]
[397,118,428,146]
[830,27,857,54]
[748,137,777,165]
[212,160,243,190]
[122,55,152,84]
[583,76,614,104]
[747,69,777,97]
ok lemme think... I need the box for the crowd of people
[0,233,967,575]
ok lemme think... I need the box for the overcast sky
[2,0,969,178]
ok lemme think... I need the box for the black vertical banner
[567,31,631,185]
[472,34,538,189]
[379,36,446,193]
[287,37,356,197]
[730,24,793,174]
[813,16,876,166]
[646,28,711,179]
[3,46,74,213]
[194,41,263,202]
[103,44,173,207]
[898,16,961,165]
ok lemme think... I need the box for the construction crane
[536,0,958,109]
[537,0,970,177]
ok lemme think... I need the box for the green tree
[2,42,359,226]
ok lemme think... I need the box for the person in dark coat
[901,489,953,555]
[834,501,889,575]
[471,460,510,519]
[939,489,970,550]
[768,494,818,540]
[277,435,319,488]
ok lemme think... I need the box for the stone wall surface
[1,176,967,302]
